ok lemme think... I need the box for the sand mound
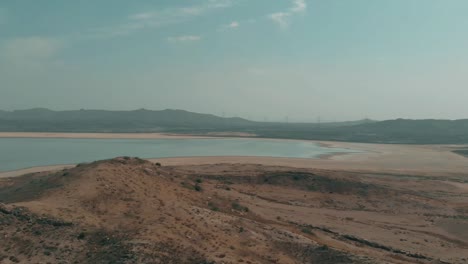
[1,157,466,263]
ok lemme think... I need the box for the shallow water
[0,138,356,172]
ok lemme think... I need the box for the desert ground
[0,136,467,263]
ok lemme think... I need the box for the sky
[1,0,468,122]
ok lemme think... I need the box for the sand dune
[1,157,467,263]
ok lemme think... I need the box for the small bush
[195,178,203,183]
[155,162,161,167]
[77,232,86,240]
[194,184,202,192]
[317,245,329,250]
[208,202,219,211]
[232,202,249,212]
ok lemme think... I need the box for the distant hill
[344,119,468,143]
[1,109,468,144]
[0,108,256,132]
[256,118,468,144]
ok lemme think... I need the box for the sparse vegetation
[0,158,465,263]
[208,202,219,211]
[77,232,86,240]
[232,202,249,212]
[301,227,313,235]
[194,184,202,192]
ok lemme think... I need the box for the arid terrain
[1,152,467,263]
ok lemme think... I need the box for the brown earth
[1,157,467,263]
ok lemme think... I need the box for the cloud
[228,21,239,29]
[0,37,63,67]
[1,37,62,60]
[219,20,240,31]
[89,0,234,38]
[269,0,307,28]
[167,35,202,42]
[291,0,307,13]
[269,12,290,29]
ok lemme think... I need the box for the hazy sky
[1,0,468,121]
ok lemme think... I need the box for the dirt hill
[1,157,466,263]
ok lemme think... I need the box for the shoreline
[0,164,76,178]
[0,132,363,146]
[0,132,219,140]
[2,132,464,148]
[2,143,467,178]
[1,133,467,179]
[0,133,364,178]
[0,150,354,178]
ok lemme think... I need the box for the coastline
[0,150,354,178]
[0,164,76,178]
[0,132,362,147]
[2,142,468,178]
[1,132,468,179]
[0,133,362,178]
[0,132,218,140]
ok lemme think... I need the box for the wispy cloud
[269,0,307,29]
[89,0,234,38]
[269,12,290,29]
[1,37,62,60]
[167,35,202,42]
[228,21,240,29]
[0,37,63,68]
[219,20,240,31]
[291,0,307,12]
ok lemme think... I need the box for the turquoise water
[0,138,356,172]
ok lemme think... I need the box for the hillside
[256,118,468,144]
[0,108,255,132]
[1,157,467,263]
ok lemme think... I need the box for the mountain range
[1,108,468,144]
